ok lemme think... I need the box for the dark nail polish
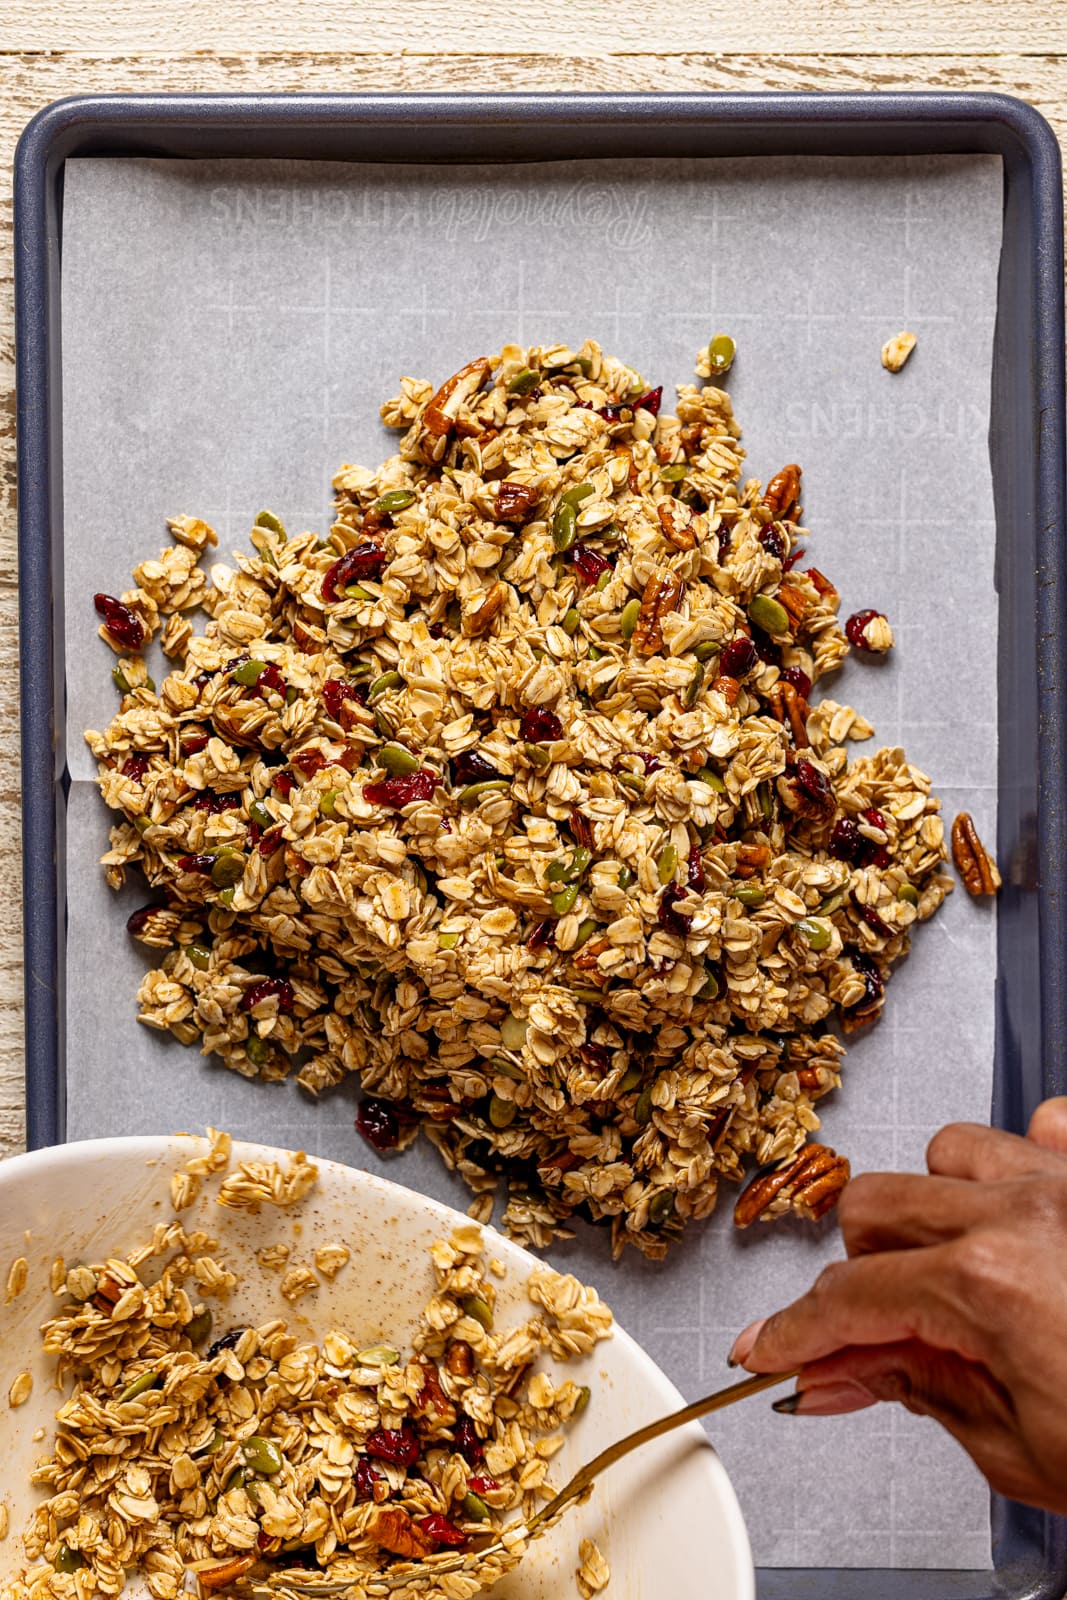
[726,1353,738,1368]
[772,1392,802,1415]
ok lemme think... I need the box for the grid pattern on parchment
[60,153,1000,1569]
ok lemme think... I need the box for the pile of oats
[4,1190,609,1599]
[85,339,950,1258]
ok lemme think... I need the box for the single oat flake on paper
[880,330,917,372]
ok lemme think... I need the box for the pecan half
[656,501,698,551]
[711,674,740,706]
[951,812,1001,897]
[494,480,539,525]
[735,843,772,879]
[415,1359,455,1421]
[633,570,684,656]
[419,357,491,462]
[574,937,610,972]
[762,463,802,520]
[462,581,508,637]
[368,1505,434,1560]
[805,566,839,604]
[768,680,810,747]
[199,1556,258,1591]
[446,1340,474,1378]
[733,1143,850,1228]
[775,583,810,630]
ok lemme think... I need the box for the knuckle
[810,1260,850,1305]
[866,1365,926,1412]
[947,1233,1003,1305]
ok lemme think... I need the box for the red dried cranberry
[323,679,368,720]
[581,1041,612,1071]
[365,1423,420,1469]
[257,663,286,698]
[861,807,888,834]
[829,817,864,864]
[453,1415,484,1465]
[125,905,161,936]
[749,628,781,667]
[249,822,262,846]
[571,544,612,585]
[845,609,885,651]
[177,853,215,876]
[857,901,893,939]
[759,525,787,563]
[273,771,295,798]
[634,386,663,416]
[782,546,805,572]
[357,1097,401,1151]
[779,666,812,700]
[527,919,555,952]
[639,753,663,775]
[321,543,387,602]
[206,1326,247,1360]
[292,748,328,778]
[121,753,150,782]
[451,751,501,786]
[658,883,692,937]
[181,729,210,755]
[569,807,594,850]
[193,791,240,813]
[719,637,759,679]
[418,1515,468,1549]
[428,621,446,639]
[240,977,295,1014]
[520,707,562,743]
[849,950,884,1013]
[354,1456,381,1501]
[258,826,285,857]
[363,769,438,809]
[94,593,145,651]
[716,528,732,564]
[793,758,835,817]
[687,844,706,893]
[469,1473,499,1495]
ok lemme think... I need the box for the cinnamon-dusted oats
[86,341,950,1257]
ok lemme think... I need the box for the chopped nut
[734,1144,850,1228]
[762,463,801,519]
[881,330,917,373]
[951,812,1001,897]
[632,569,684,656]
[494,480,540,524]
[462,581,508,637]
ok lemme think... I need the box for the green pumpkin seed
[706,333,736,376]
[218,886,236,908]
[438,931,460,949]
[524,742,552,769]
[697,968,720,1000]
[757,781,774,818]
[620,598,641,641]
[659,464,687,482]
[574,1384,591,1415]
[489,1094,516,1129]
[242,1435,284,1476]
[734,883,766,908]
[594,570,613,593]
[500,1014,528,1050]
[461,1294,494,1331]
[618,1063,642,1093]
[563,607,581,635]
[551,883,580,917]
[588,644,603,661]
[54,1546,85,1575]
[562,481,595,509]
[618,865,634,889]
[223,1465,248,1493]
[657,843,678,885]
[463,1491,492,1522]
[696,767,727,793]
[144,675,156,692]
[694,640,718,662]
[112,665,132,693]
[374,489,417,513]
[185,1308,213,1345]
[570,986,605,1002]
[319,789,339,818]
[284,684,299,706]
[211,853,245,889]
[797,917,832,951]
[684,661,705,708]
[458,780,512,808]
[507,367,541,395]
[356,1345,400,1366]
[185,942,211,972]
[232,659,267,687]
[634,1085,654,1125]
[552,501,578,551]
[374,708,396,739]
[617,772,645,795]
[574,918,599,949]
[248,800,273,829]
[818,890,847,916]
[134,814,153,835]
[254,509,287,537]
[897,883,920,905]
[545,858,568,884]
[198,1428,225,1457]
[379,743,420,776]
[649,1191,675,1226]
[490,1055,523,1079]
[369,671,403,701]
[246,1036,270,1067]
[345,582,375,601]
[748,594,790,636]
[564,847,592,883]
[118,1369,162,1404]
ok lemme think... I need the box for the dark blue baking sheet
[13,92,1067,1600]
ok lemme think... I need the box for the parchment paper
[60,154,1002,1569]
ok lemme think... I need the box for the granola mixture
[85,339,951,1258]
[4,1160,609,1600]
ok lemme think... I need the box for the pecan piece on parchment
[632,569,685,656]
[368,1505,435,1561]
[462,581,508,637]
[761,463,802,521]
[733,1143,850,1228]
[951,812,1001,897]
[494,480,540,525]
[775,582,810,631]
[418,357,491,462]
[656,501,700,551]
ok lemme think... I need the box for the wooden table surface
[1,3,1064,1159]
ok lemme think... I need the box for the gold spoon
[261,1368,796,1598]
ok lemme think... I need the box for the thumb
[1026,1097,1067,1159]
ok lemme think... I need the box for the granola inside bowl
[0,1132,753,1600]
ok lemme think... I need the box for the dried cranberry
[177,853,215,876]
[94,593,145,651]
[206,1327,247,1360]
[849,950,884,1013]
[249,822,262,846]
[257,662,286,698]
[779,666,813,700]
[845,609,885,651]
[759,524,786,563]
[321,543,387,602]
[121,753,150,782]
[527,919,556,952]
[687,844,706,893]
[258,827,285,857]
[719,637,759,679]
[428,621,446,639]
[181,729,210,755]
[240,977,295,1014]
[273,771,295,798]
[829,817,864,864]
[861,807,888,834]
[418,1515,468,1549]
[366,1423,420,1469]
[292,748,328,778]
[193,791,240,813]
[453,1415,484,1466]
[469,1473,499,1495]
[658,883,692,937]
[520,707,562,743]
[639,753,663,775]
[858,901,893,939]
[782,546,805,572]
[749,627,781,667]
[793,759,835,817]
[323,679,368,720]
[451,751,502,786]
[569,807,594,850]
[354,1456,381,1501]
[634,386,663,416]
[125,905,161,936]
[571,544,613,585]
[716,528,732,565]
[363,769,438,809]
[357,1097,401,1151]
[581,1041,611,1071]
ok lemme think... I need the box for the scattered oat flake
[881,330,916,372]
[170,1169,201,1212]
[256,1242,291,1271]
[280,1265,319,1303]
[217,1149,318,1211]
[313,1243,350,1280]
[8,1370,32,1408]
[5,1257,27,1304]
[576,1537,611,1596]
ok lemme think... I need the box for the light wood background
[1,3,1065,1159]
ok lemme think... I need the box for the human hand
[729,1098,1067,1514]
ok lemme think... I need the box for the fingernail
[772,1392,801,1414]
[727,1317,767,1369]
[773,1380,873,1417]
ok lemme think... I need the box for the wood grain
[0,33,1064,1160]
